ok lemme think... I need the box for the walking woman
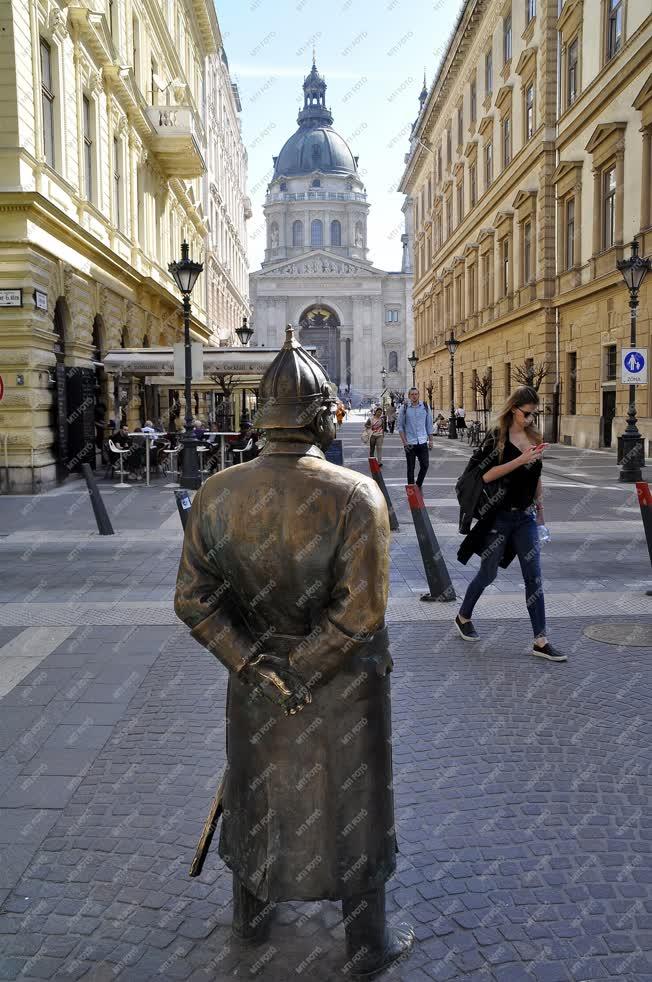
[369,407,385,465]
[454,386,566,662]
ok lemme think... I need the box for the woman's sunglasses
[516,408,538,421]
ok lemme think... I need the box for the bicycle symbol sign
[622,348,648,384]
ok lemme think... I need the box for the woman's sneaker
[532,641,567,662]
[455,615,480,642]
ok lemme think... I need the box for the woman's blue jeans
[459,509,546,639]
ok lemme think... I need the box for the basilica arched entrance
[298,305,340,385]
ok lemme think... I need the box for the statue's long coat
[175,439,396,902]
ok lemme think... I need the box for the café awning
[102,346,281,384]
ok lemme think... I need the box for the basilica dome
[272,59,358,179]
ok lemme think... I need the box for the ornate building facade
[249,61,413,403]
[0,0,249,492]
[400,0,651,450]
[204,48,251,345]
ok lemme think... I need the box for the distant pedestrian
[455,406,466,434]
[398,387,433,487]
[454,385,565,662]
[369,407,385,465]
[335,402,346,428]
[385,401,397,434]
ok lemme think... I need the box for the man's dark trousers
[405,443,429,486]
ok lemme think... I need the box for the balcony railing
[266,191,367,203]
[145,105,206,179]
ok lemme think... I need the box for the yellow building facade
[400,0,652,451]
[0,0,244,491]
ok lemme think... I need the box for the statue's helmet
[254,324,337,430]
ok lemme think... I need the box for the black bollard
[81,463,114,536]
[368,457,399,531]
[175,488,193,531]
[635,482,652,596]
[405,484,455,603]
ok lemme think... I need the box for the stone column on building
[592,168,601,256]
[615,142,625,246]
[641,126,652,232]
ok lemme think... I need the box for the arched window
[311,178,321,188]
[279,180,287,191]
[330,220,341,247]
[388,351,398,372]
[292,220,304,247]
[142,334,150,348]
[310,219,323,247]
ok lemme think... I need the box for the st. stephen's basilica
[249,59,414,402]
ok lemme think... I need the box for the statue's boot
[342,887,414,978]
[231,874,275,945]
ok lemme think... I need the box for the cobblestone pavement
[0,421,651,980]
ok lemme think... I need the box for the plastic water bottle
[537,524,551,545]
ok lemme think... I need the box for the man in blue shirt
[397,387,433,487]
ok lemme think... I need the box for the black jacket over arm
[456,431,517,569]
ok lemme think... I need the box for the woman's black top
[499,438,541,510]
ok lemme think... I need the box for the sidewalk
[0,421,651,980]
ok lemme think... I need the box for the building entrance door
[299,306,340,385]
[601,389,616,447]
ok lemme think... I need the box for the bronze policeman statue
[175,325,413,976]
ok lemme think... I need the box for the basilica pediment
[257,252,382,278]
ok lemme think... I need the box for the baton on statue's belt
[189,768,227,877]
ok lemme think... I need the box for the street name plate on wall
[0,289,22,307]
[34,289,48,311]
[622,348,647,385]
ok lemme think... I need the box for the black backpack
[455,432,506,533]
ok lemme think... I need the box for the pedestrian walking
[385,401,397,434]
[398,387,433,487]
[455,405,466,434]
[454,385,565,662]
[335,402,346,429]
[369,407,385,465]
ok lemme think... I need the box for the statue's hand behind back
[243,654,312,716]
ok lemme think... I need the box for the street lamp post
[408,349,419,389]
[446,330,460,440]
[380,366,387,403]
[616,240,651,482]
[235,316,255,419]
[168,240,203,490]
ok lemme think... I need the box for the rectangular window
[503,12,512,64]
[132,16,140,87]
[456,277,463,323]
[523,221,532,282]
[385,309,399,323]
[527,0,536,23]
[436,146,442,182]
[113,137,121,229]
[457,181,464,225]
[607,0,623,60]
[505,362,511,396]
[436,213,442,251]
[525,84,534,139]
[602,165,616,249]
[457,107,463,147]
[568,352,577,414]
[485,49,493,95]
[605,344,617,381]
[40,38,55,168]
[566,197,575,268]
[151,58,158,106]
[428,176,432,210]
[108,0,115,37]
[446,126,452,166]
[446,197,452,236]
[469,264,476,313]
[470,161,477,207]
[482,254,490,307]
[485,141,493,186]
[502,238,510,296]
[567,37,578,106]
[470,77,477,123]
[502,115,511,167]
[83,96,93,201]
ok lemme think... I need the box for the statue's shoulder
[311,459,385,507]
